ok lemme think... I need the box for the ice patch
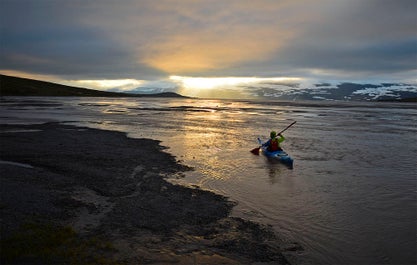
[0,129,42,133]
[352,84,417,100]
[0,160,34,168]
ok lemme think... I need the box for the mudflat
[0,123,295,264]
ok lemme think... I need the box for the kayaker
[263,131,285,151]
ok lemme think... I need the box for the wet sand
[0,123,295,264]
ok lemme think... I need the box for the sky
[1,0,416,98]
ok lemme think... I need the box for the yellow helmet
[270,131,277,138]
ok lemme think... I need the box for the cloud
[1,0,416,87]
[141,28,289,74]
[78,1,297,75]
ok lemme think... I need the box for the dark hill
[0,75,186,98]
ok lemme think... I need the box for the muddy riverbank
[0,123,295,264]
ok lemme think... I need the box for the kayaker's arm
[278,134,285,143]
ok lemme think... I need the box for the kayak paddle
[250,121,297,155]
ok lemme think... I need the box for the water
[1,97,416,265]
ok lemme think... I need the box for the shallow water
[1,97,416,265]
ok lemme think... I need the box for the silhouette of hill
[0,75,186,98]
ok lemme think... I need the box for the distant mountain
[250,82,417,102]
[0,75,187,98]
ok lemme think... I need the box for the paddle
[250,121,297,155]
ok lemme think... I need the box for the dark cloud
[275,38,417,75]
[254,0,417,80]
[0,0,165,79]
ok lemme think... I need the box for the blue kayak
[258,138,294,169]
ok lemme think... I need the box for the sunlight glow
[170,75,301,90]
[64,79,144,91]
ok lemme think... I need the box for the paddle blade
[250,147,260,155]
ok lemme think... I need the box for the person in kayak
[263,131,285,151]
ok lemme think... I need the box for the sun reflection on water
[163,100,252,183]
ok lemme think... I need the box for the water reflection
[266,163,284,183]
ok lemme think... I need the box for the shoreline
[0,122,296,264]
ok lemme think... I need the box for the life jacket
[269,138,281,151]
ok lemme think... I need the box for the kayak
[258,138,294,169]
[260,147,294,168]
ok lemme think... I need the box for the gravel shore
[0,123,294,264]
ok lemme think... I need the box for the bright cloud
[63,79,144,91]
[170,76,301,90]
